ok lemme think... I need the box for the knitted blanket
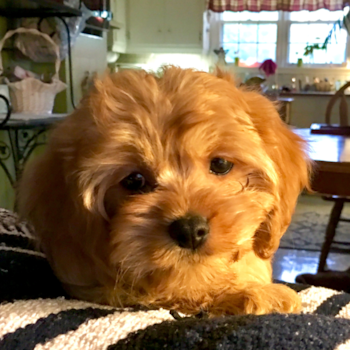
[1,208,350,350]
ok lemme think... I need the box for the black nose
[168,214,209,250]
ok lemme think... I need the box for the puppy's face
[71,67,309,290]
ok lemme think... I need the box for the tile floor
[272,248,350,283]
[272,194,350,284]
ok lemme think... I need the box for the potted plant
[303,10,350,58]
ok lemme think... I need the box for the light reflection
[340,138,350,162]
[307,134,344,162]
[146,54,209,71]
[295,129,350,163]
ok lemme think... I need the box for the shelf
[0,113,67,129]
[0,112,67,120]
[279,91,350,97]
[0,0,82,18]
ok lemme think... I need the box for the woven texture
[0,28,66,115]
[2,208,350,349]
[207,0,346,12]
[8,77,66,115]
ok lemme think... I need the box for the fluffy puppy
[18,67,310,316]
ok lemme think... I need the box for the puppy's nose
[168,214,209,250]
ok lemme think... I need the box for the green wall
[0,131,15,209]
[0,15,12,209]
[0,133,48,210]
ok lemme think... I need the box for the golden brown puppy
[18,67,310,316]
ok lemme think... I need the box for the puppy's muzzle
[168,214,209,250]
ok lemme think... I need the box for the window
[288,9,348,65]
[216,7,349,67]
[222,11,279,67]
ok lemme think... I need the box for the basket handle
[0,27,61,78]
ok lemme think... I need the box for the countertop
[278,91,350,97]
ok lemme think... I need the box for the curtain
[207,0,347,12]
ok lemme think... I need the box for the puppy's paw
[211,283,301,315]
[243,283,301,315]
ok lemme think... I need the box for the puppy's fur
[18,67,310,315]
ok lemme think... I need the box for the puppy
[18,67,310,316]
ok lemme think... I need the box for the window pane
[258,44,276,62]
[223,43,240,63]
[222,11,278,21]
[238,43,258,66]
[309,46,345,64]
[308,23,333,43]
[237,44,257,60]
[290,23,333,44]
[223,24,239,43]
[258,24,277,43]
[289,24,310,43]
[288,21,347,64]
[324,44,346,63]
[222,12,277,66]
[223,42,276,67]
[290,8,345,22]
[240,24,258,42]
[312,48,328,63]
[289,43,306,63]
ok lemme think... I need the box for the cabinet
[127,0,205,53]
[108,0,127,53]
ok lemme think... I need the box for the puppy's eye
[121,172,148,193]
[210,158,233,175]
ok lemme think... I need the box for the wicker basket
[0,28,66,115]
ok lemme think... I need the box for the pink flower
[259,59,277,77]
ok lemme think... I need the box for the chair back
[325,81,350,126]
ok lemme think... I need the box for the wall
[0,15,15,210]
[115,52,209,71]
[0,132,15,210]
[64,33,108,112]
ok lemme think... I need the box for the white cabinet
[128,0,163,48]
[127,0,205,53]
[108,0,127,53]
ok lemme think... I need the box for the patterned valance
[207,0,347,12]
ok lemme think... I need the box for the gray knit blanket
[1,208,350,350]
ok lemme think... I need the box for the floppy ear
[239,89,311,259]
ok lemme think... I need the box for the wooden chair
[278,97,293,124]
[318,81,350,272]
[325,81,350,127]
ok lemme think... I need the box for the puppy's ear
[241,90,311,259]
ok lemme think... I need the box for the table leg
[0,128,47,188]
[0,137,14,187]
[318,200,345,272]
[7,128,21,181]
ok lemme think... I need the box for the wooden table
[295,128,350,272]
[295,128,350,196]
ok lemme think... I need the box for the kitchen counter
[278,91,350,96]
[263,91,350,128]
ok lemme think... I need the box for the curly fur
[18,67,310,316]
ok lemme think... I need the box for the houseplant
[304,10,350,57]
